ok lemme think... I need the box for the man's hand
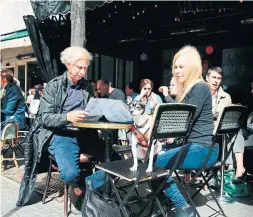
[159,86,169,97]
[67,110,89,123]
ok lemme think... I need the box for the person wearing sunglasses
[135,78,163,114]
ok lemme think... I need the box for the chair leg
[17,144,24,155]
[155,197,167,217]
[110,177,129,217]
[42,158,53,203]
[64,184,68,217]
[201,174,226,217]
[1,140,6,171]
[12,139,18,168]
[1,150,3,171]
[147,180,166,217]
[2,143,10,156]
[182,184,201,217]
[173,172,201,217]
[191,173,214,200]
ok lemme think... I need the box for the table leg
[104,130,112,196]
[216,134,234,204]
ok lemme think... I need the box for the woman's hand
[166,138,175,144]
[140,88,147,98]
[159,86,169,97]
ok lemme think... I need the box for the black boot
[175,206,197,217]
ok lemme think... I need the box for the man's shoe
[175,206,197,217]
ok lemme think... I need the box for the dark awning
[30,0,113,20]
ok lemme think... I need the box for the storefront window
[27,61,45,90]
[101,55,114,84]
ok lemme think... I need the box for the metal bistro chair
[96,103,197,217]
[1,123,20,169]
[16,130,29,155]
[184,105,248,217]
[42,153,95,217]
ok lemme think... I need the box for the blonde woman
[157,45,219,217]
[135,78,163,114]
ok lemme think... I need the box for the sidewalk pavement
[1,175,253,217]
[1,176,80,217]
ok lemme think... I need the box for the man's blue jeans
[48,135,82,188]
[48,130,105,188]
[155,143,219,209]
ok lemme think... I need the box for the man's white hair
[60,46,93,65]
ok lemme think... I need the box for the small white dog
[129,97,162,173]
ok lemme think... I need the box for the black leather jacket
[17,72,94,206]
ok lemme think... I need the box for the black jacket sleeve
[39,82,68,128]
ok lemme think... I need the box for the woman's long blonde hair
[172,45,204,102]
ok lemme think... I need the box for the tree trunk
[70,0,86,47]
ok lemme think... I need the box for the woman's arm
[2,90,19,115]
[159,86,177,103]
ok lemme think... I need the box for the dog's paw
[130,165,138,171]
[146,167,153,173]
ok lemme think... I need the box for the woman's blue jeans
[155,143,219,209]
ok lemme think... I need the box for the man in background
[125,82,138,104]
[97,79,125,101]
[206,67,246,178]
[206,67,231,120]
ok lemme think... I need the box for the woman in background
[135,78,163,114]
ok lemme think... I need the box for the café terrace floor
[1,152,253,217]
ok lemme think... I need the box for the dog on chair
[129,97,162,173]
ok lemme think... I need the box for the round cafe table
[73,121,133,130]
[73,121,133,195]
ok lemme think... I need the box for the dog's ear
[140,96,148,106]
[127,96,133,106]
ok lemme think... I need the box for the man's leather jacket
[17,72,94,206]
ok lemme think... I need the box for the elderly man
[97,79,125,101]
[206,67,246,178]
[17,46,105,208]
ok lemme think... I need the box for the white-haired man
[17,46,105,210]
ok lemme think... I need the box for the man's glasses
[143,88,151,90]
